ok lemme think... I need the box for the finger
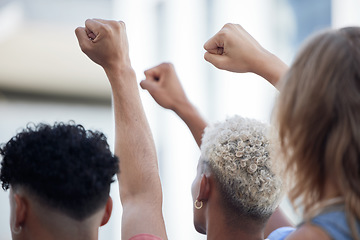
[203,37,217,52]
[92,18,110,24]
[86,30,96,40]
[84,19,104,37]
[93,19,127,32]
[75,27,92,51]
[203,35,224,53]
[206,48,221,55]
[205,46,224,55]
[204,52,226,69]
[144,65,162,79]
[140,79,158,92]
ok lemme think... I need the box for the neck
[23,199,103,240]
[204,190,265,240]
[24,214,99,240]
[23,226,98,240]
[304,178,344,220]
[206,221,264,240]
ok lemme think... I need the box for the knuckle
[223,23,238,33]
[75,27,81,35]
[109,21,125,33]
[164,62,174,68]
[218,30,228,38]
[204,52,209,60]
[118,21,126,27]
[103,24,112,34]
[85,19,92,26]
[162,62,174,72]
[224,23,233,28]
[115,21,126,31]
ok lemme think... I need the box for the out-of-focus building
[0,0,359,239]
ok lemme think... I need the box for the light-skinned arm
[203,23,288,88]
[204,23,294,236]
[75,19,167,240]
[140,63,207,147]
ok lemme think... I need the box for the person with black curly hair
[0,122,119,240]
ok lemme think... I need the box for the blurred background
[0,0,359,239]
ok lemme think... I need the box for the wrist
[104,64,136,86]
[173,99,195,119]
[254,50,288,87]
[104,61,133,75]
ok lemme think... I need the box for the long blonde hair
[274,27,360,239]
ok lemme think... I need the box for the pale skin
[203,23,332,240]
[203,23,288,88]
[75,19,167,239]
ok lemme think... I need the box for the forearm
[173,101,207,148]
[253,50,289,89]
[107,66,161,202]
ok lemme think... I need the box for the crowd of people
[0,14,359,240]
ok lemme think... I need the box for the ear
[14,194,27,228]
[197,174,211,201]
[100,196,113,226]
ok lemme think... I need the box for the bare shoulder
[285,223,331,240]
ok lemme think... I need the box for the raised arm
[205,25,293,235]
[140,63,207,147]
[75,19,167,240]
[204,23,288,88]
[140,63,293,237]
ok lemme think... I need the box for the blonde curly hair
[200,115,282,220]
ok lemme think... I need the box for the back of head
[0,122,119,221]
[200,115,282,225]
[275,27,360,235]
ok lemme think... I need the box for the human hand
[204,23,268,74]
[140,63,189,112]
[75,19,131,72]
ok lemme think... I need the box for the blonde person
[141,63,286,239]
[75,17,284,240]
[202,23,360,240]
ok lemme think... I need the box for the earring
[194,200,203,209]
[12,225,22,235]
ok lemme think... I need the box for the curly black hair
[0,122,119,221]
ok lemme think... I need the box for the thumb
[75,27,92,52]
[204,52,226,69]
[204,34,224,53]
[140,79,158,93]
